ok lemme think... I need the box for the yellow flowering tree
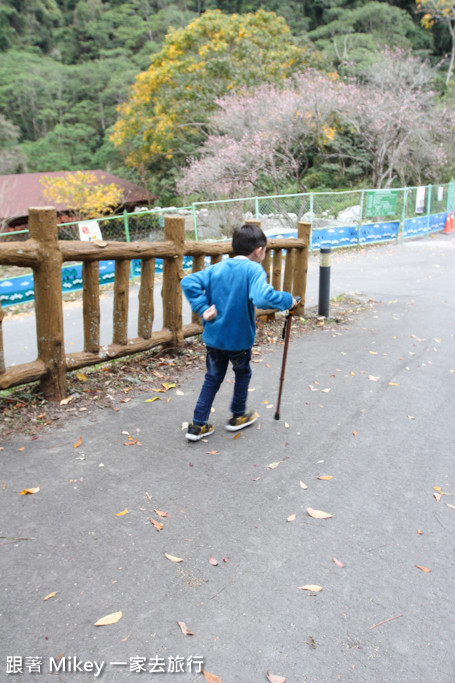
[417,0,455,85]
[111,10,322,194]
[41,171,123,219]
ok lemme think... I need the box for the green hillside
[0,0,452,202]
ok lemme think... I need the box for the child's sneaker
[186,423,214,441]
[225,411,258,432]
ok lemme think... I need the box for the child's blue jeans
[193,346,252,425]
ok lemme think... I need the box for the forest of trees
[0,0,454,203]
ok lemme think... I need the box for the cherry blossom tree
[177,71,346,198]
[178,50,454,197]
[343,49,454,187]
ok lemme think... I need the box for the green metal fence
[1,181,454,246]
[191,182,454,245]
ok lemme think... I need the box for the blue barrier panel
[403,212,445,238]
[359,221,400,243]
[430,212,446,232]
[311,221,400,249]
[312,226,359,248]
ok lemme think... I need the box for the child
[181,223,297,441]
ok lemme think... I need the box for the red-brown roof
[0,170,151,223]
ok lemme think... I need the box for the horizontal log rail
[0,208,310,400]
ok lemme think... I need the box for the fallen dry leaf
[299,481,308,489]
[115,509,128,516]
[267,461,281,469]
[94,611,122,626]
[417,529,423,534]
[43,591,58,601]
[307,507,332,519]
[206,450,219,454]
[202,670,223,683]
[144,397,160,403]
[76,372,87,382]
[73,437,82,448]
[19,487,40,495]
[164,553,183,563]
[352,430,357,436]
[59,396,74,406]
[233,433,241,439]
[368,375,380,381]
[433,486,442,492]
[317,475,332,480]
[154,509,168,518]
[177,620,194,636]
[266,673,286,683]
[176,389,184,396]
[333,557,345,567]
[298,585,323,592]
[150,518,164,531]
[415,565,431,573]
[286,514,296,522]
[447,504,455,510]
[209,556,219,566]
[434,492,441,502]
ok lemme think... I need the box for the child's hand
[202,304,218,321]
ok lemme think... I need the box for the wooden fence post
[162,216,184,348]
[293,221,311,315]
[0,301,5,374]
[138,258,155,339]
[191,255,205,326]
[113,259,130,345]
[29,207,67,400]
[82,262,100,352]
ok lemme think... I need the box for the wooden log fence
[0,208,310,401]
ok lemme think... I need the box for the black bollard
[318,247,331,318]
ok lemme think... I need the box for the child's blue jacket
[181,256,293,351]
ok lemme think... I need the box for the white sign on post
[415,186,426,214]
[78,220,102,241]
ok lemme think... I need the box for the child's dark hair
[232,223,267,256]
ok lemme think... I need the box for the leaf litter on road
[307,507,332,519]
[266,672,286,683]
[164,553,183,563]
[177,621,194,636]
[94,611,122,626]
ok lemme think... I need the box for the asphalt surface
[1,232,455,683]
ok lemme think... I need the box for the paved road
[1,231,454,682]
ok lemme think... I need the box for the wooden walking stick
[274,297,301,421]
